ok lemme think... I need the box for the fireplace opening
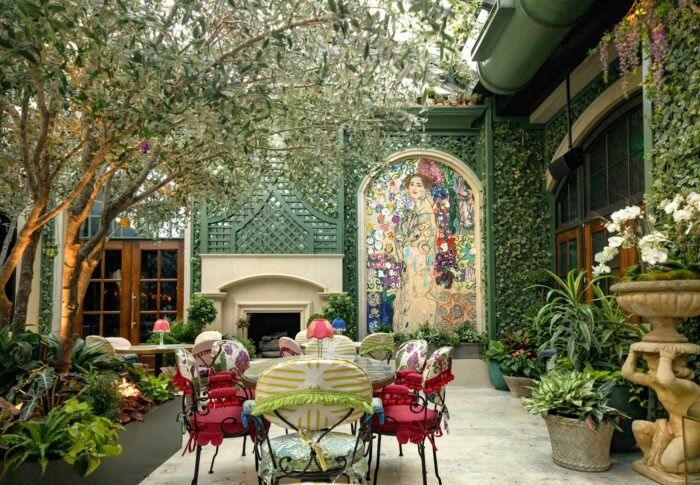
[247,312,301,358]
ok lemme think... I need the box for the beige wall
[199,254,344,335]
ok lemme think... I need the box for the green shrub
[322,295,357,340]
[138,375,173,404]
[523,370,625,429]
[482,340,540,378]
[0,327,43,397]
[187,295,217,332]
[78,372,122,420]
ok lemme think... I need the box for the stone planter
[502,375,535,398]
[611,280,700,342]
[452,342,481,359]
[543,414,614,472]
[0,398,182,485]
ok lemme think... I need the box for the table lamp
[153,318,171,347]
[307,318,334,357]
[332,317,346,335]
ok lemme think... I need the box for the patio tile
[141,388,651,484]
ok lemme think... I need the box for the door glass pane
[103,314,121,337]
[568,240,577,271]
[629,151,645,196]
[608,161,629,203]
[628,109,644,154]
[82,314,100,336]
[141,251,158,279]
[104,250,122,279]
[592,230,607,256]
[558,242,567,276]
[140,281,158,311]
[590,172,608,211]
[608,118,628,164]
[161,251,178,279]
[103,281,122,311]
[139,314,155,343]
[84,282,100,311]
[160,282,177,311]
[93,258,102,279]
[589,137,607,175]
[567,173,578,221]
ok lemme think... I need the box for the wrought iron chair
[246,358,382,484]
[360,332,395,363]
[173,349,253,485]
[278,336,303,357]
[371,346,455,485]
[304,335,356,358]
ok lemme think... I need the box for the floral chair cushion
[211,339,250,377]
[360,332,395,361]
[422,346,454,402]
[192,339,218,369]
[174,349,201,396]
[279,336,303,357]
[395,339,428,373]
[303,336,356,358]
[258,431,367,484]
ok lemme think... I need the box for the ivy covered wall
[491,122,551,333]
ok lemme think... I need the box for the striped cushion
[304,336,356,358]
[294,330,309,345]
[360,333,394,361]
[255,358,372,430]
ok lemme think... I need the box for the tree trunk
[11,228,42,333]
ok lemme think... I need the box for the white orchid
[593,264,612,277]
[606,222,620,233]
[610,205,642,224]
[608,236,624,248]
[641,246,668,266]
[594,246,619,264]
[687,192,700,211]
[638,231,668,248]
[673,209,693,223]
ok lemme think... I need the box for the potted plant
[482,340,540,398]
[453,322,487,359]
[592,199,700,343]
[523,370,626,472]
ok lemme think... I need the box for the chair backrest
[192,339,218,368]
[422,346,454,404]
[211,339,250,377]
[360,332,394,361]
[194,330,222,345]
[278,336,302,357]
[85,335,115,355]
[304,335,356,358]
[254,358,372,431]
[395,339,428,373]
[294,330,309,345]
[105,337,132,350]
[174,349,201,396]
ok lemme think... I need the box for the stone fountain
[613,280,700,484]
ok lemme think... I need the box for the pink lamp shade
[306,318,334,340]
[154,319,171,333]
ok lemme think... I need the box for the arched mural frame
[357,148,484,339]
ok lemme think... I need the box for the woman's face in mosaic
[407,176,426,200]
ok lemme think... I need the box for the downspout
[472,0,596,95]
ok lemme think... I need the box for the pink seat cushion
[189,406,247,446]
[372,405,439,444]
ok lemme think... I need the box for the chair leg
[372,434,382,485]
[242,435,247,456]
[192,445,202,485]
[365,435,374,481]
[399,443,403,457]
[431,440,442,485]
[208,445,219,474]
[418,440,427,485]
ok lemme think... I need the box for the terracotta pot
[543,414,614,472]
[502,375,534,398]
[611,280,700,342]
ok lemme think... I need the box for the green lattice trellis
[201,165,342,254]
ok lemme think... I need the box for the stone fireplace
[197,254,344,337]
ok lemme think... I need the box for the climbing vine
[492,123,551,334]
[38,220,55,334]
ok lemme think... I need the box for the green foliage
[187,295,217,332]
[392,324,461,349]
[530,270,644,370]
[236,337,257,358]
[523,370,625,429]
[0,399,122,477]
[78,373,122,420]
[43,334,126,373]
[0,327,43,396]
[482,341,540,378]
[146,318,198,345]
[137,375,173,404]
[492,124,551,334]
[7,366,83,420]
[321,294,357,340]
[454,322,488,346]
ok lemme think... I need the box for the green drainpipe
[472,0,596,95]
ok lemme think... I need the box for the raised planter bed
[425,342,481,359]
[0,398,182,485]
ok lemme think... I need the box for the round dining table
[241,355,395,391]
[114,343,193,373]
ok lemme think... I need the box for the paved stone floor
[142,387,651,484]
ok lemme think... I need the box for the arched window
[555,97,644,294]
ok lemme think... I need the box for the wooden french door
[80,240,184,343]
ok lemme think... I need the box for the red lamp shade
[153,319,171,332]
[307,318,334,340]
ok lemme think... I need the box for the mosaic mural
[364,157,478,333]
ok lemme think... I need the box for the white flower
[641,246,668,266]
[638,231,668,248]
[594,246,619,264]
[663,200,678,214]
[608,236,624,248]
[673,209,693,223]
[687,192,700,211]
[593,264,611,277]
[606,222,620,233]
[610,205,642,224]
